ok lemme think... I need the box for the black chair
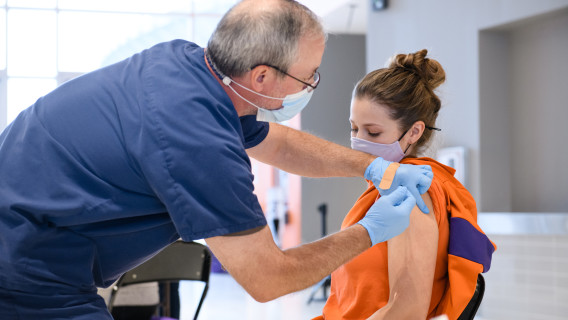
[108,241,211,320]
[457,274,485,320]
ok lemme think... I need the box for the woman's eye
[350,128,358,132]
[368,132,380,137]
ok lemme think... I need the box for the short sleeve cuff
[240,115,269,149]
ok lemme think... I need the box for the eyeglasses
[253,64,321,91]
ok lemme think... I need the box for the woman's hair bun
[388,49,446,90]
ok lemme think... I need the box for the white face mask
[221,76,313,123]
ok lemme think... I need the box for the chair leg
[194,283,209,320]
[163,282,171,317]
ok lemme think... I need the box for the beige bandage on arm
[378,162,400,190]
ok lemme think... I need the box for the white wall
[301,34,367,243]
[507,11,568,212]
[480,9,568,212]
[367,0,568,211]
[479,30,513,211]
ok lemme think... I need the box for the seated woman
[313,50,496,320]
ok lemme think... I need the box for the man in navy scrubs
[0,0,433,318]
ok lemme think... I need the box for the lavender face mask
[351,137,406,162]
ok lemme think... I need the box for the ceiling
[299,0,368,34]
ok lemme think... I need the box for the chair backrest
[108,241,211,320]
[457,274,485,320]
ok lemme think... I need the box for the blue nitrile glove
[357,186,417,246]
[364,157,433,213]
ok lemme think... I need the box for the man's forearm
[206,225,371,302]
[276,224,372,295]
[248,123,375,178]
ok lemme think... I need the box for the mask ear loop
[396,128,412,153]
[221,77,269,111]
[207,50,284,102]
[397,128,413,154]
[403,143,412,154]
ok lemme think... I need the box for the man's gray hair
[207,0,325,78]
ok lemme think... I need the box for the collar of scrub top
[204,49,230,86]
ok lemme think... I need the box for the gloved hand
[364,157,433,213]
[357,186,417,246]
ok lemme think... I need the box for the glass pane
[0,0,5,6]
[193,16,223,48]
[58,0,191,14]
[7,9,56,77]
[0,10,5,70]
[194,0,237,14]
[7,77,56,123]
[7,0,56,8]
[59,12,192,72]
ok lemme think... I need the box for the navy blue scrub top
[0,40,269,294]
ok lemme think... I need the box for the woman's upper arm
[369,192,439,319]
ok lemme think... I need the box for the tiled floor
[179,273,326,320]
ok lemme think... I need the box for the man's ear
[249,65,271,91]
[408,121,425,144]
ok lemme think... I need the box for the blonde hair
[354,49,446,155]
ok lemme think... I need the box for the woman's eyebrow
[361,123,384,128]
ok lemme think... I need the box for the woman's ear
[408,121,425,144]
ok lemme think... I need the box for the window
[194,0,237,14]
[0,8,5,70]
[0,6,5,129]
[7,78,56,121]
[7,0,56,9]
[1,0,237,126]
[7,9,56,77]
[57,0,191,14]
[193,16,222,48]
[58,12,192,72]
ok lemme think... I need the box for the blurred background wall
[301,1,568,319]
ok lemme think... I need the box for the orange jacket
[313,158,496,320]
